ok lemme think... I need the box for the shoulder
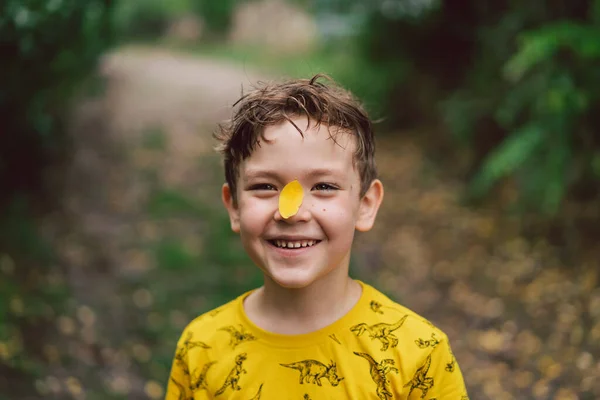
[176,293,245,347]
[361,282,446,337]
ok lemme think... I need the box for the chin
[267,269,319,290]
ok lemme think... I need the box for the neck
[246,267,362,335]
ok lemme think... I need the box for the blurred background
[1,0,600,398]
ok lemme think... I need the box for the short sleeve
[407,333,469,400]
[164,330,194,400]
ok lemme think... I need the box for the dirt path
[50,47,269,399]
[52,46,598,399]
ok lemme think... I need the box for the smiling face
[222,117,383,289]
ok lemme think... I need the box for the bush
[357,0,600,214]
[468,20,600,214]
[113,0,239,41]
[193,0,238,38]
[113,0,193,40]
[0,0,116,395]
[1,0,116,206]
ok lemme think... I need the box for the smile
[268,240,321,249]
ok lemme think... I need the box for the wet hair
[214,74,377,205]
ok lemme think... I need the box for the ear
[222,183,240,233]
[355,179,384,232]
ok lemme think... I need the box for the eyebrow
[243,168,343,180]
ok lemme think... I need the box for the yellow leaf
[279,180,304,219]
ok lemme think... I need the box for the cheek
[239,198,275,233]
[317,197,358,237]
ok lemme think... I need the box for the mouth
[267,239,322,249]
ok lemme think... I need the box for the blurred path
[56,46,268,398]
[56,46,597,399]
[100,47,265,142]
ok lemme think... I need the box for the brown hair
[214,74,377,205]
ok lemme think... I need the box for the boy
[165,75,469,399]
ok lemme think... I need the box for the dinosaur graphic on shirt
[176,331,211,363]
[329,333,342,345]
[446,347,456,372]
[354,352,399,400]
[190,361,216,392]
[369,300,403,315]
[215,353,248,396]
[218,324,257,348]
[370,300,385,314]
[248,383,263,400]
[170,377,192,400]
[280,359,344,387]
[404,354,434,399]
[415,332,440,349]
[350,315,409,351]
[174,331,211,376]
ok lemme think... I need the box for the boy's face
[222,117,383,289]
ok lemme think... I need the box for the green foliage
[154,239,196,270]
[0,0,116,395]
[147,188,211,218]
[113,0,193,39]
[474,18,600,214]
[359,0,600,215]
[1,0,115,202]
[113,0,239,40]
[193,0,238,37]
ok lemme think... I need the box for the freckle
[322,208,326,212]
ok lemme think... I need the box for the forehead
[240,118,358,177]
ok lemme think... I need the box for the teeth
[273,240,319,248]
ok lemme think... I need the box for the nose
[273,202,311,224]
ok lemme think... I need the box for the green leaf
[505,21,600,81]
[470,124,544,198]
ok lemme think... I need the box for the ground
[41,46,598,399]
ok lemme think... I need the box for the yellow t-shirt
[165,281,469,400]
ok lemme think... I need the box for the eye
[313,183,337,191]
[249,183,277,191]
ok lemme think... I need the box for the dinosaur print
[329,333,341,345]
[446,348,456,372]
[219,324,257,348]
[354,352,399,400]
[248,383,263,400]
[176,331,211,363]
[174,331,210,377]
[215,353,248,396]
[190,361,216,392]
[303,395,312,400]
[350,315,409,351]
[170,377,192,400]
[403,355,434,399]
[370,301,385,314]
[370,300,406,315]
[415,332,440,349]
[280,359,344,387]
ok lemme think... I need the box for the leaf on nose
[279,179,304,219]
